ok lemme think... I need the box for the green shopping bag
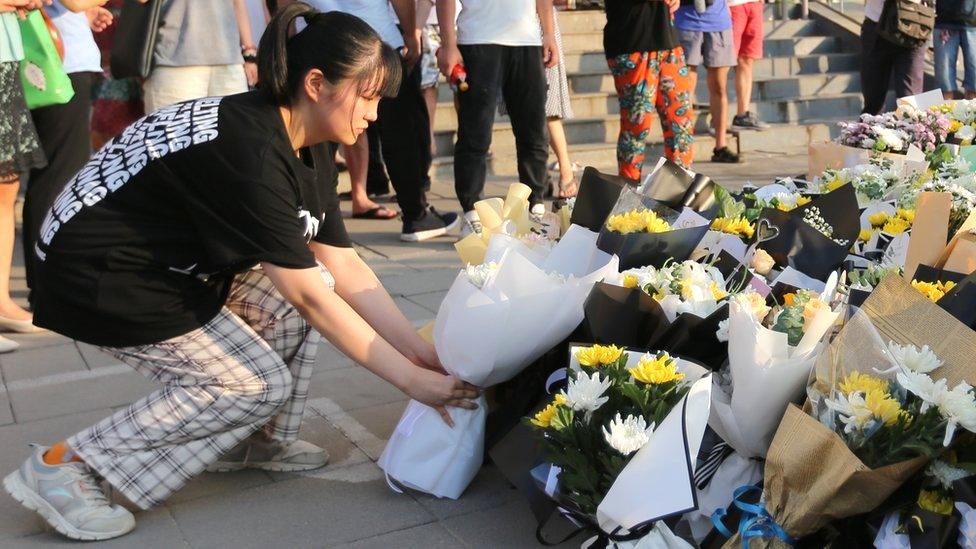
[18,9,74,109]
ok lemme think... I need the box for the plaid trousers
[68,268,323,509]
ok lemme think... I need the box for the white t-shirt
[303,0,404,49]
[864,0,885,22]
[47,2,101,74]
[456,0,541,46]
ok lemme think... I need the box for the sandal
[352,206,398,220]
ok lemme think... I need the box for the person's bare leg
[708,66,731,150]
[342,135,390,217]
[547,116,577,197]
[735,56,753,116]
[0,178,31,321]
[423,86,438,157]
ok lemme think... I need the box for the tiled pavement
[0,149,808,547]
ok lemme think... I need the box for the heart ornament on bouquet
[756,219,781,244]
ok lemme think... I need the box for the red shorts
[730,2,764,59]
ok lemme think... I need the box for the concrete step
[554,3,800,33]
[559,32,843,56]
[561,49,859,75]
[693,71,860,101]
[432,91,862,140]
[429,122,832,180]
[522,70,860,102]
[557,18,823,43]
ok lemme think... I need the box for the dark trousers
[454,45,548,212]
[860,19,927,114]
[365,125,390,196]
[25,72,93,296]
[376,61,431,221]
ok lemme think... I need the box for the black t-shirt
[32,91,351,347]
[603,0,678,58]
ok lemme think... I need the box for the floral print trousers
[608,48,695,179]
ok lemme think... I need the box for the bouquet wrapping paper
[379,225,619,498]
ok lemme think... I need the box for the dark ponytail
[257,2,402,105]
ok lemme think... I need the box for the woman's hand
[663,0,679,15]
[405,367,480,427]
[88,6,112,32]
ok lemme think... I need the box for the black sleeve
[312,142,352,248]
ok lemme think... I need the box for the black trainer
[731,111,769,131]
[401,206,460,242]
[711,147,741,164]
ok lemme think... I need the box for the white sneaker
[4,446,135,541]
[0,335,19,353]
[207,438,329,473]
[529,203,546,222]
[459,210,483,239]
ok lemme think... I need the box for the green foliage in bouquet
[771,289,827,347]
[526,345,690,515]
[848,265,905,289]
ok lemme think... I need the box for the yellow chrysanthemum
[576,344,624,367]
[796,196,812,207]
[622,274,639,289]
[629,352,685,385]
[950,119,964,134]
[606,210,672,235]
[824,178,846,192]
[896,208,916,224]
[912,280,957,302]
[882,216,911,235]
[858,228,876,242]
[709,281,728,301]
[868,212,890,228]
[710,216,756,239]
[919,490,954,515]
[530,394,567,428]
[864,389,907,426]
[839,371,890,396]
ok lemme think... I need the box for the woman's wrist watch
[241,45,258,64]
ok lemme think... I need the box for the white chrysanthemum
[772,192,800,209]
[888,342,942,374]
[464,262,498,289]
[958,125,976,143]
[825,392,875,433]
[874,126,906,151]
[561,371,611,416]
[715,318,730,343]
[602,413,651,456]
[927,460,972,490]
[898,371,976,446]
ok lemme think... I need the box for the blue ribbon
[710,485,796,547]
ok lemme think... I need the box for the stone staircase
[429,5,863,180]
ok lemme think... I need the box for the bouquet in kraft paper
[378,225,618,499]
[712,276,976,547]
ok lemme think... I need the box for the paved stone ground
[0,148,807,548]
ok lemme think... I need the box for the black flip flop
[352,206,398,220]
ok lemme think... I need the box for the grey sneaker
[207,438,329,473]
[459,210,483,239]
[4,446,135,541]
[731,111,770,131]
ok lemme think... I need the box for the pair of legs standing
[934,25,976,100]
[678,28,740,163]
[454,45,549,215]
[608,49,695,180]
[860,19,926,114]
[730,1,768,130]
